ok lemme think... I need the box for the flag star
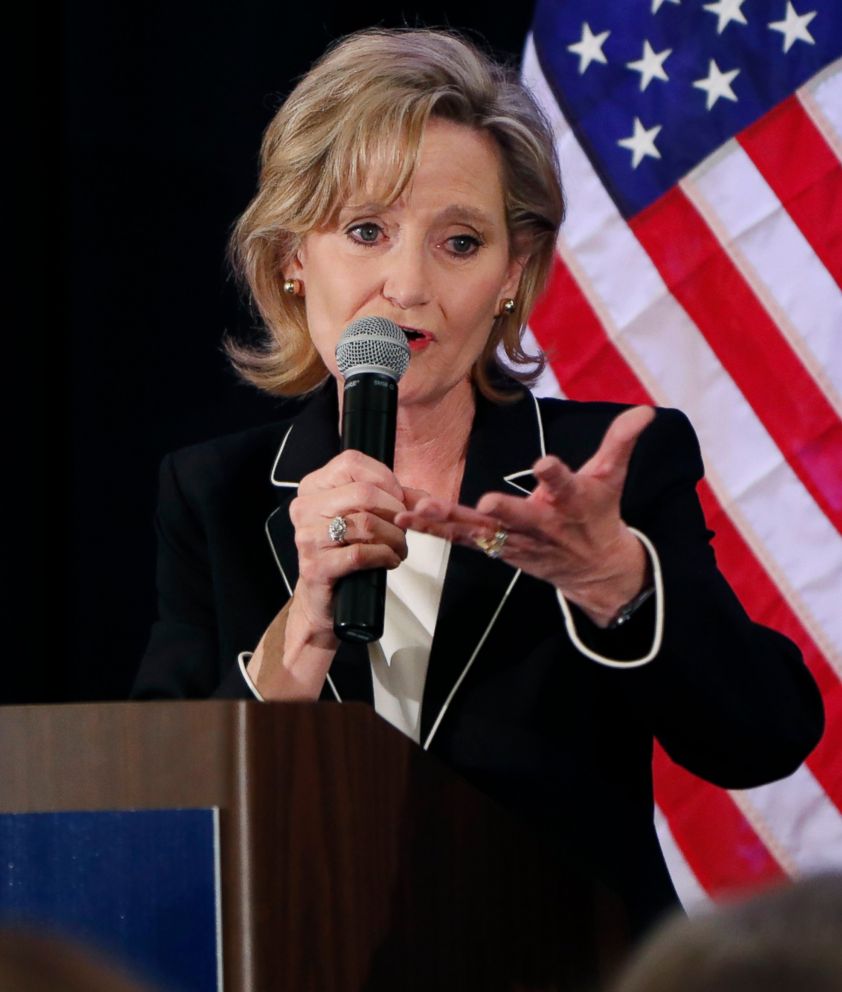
[617,117,662,169]
[693,59,740,110]
[768,3,817,53]
[627,40,672,91]
[652,0,681,12]
[703,0,749,33]
[567,22,610,74]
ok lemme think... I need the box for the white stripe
[523,37,842,675]
[683,144,842,406]
[522,324,566,398]
[733,765,842,875]
[654,805,710,912]
[804,59,842,151]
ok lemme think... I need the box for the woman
[133,28,823,932]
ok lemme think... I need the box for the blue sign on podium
[0,808,220,992]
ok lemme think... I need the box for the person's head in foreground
[0,927,158,992]
[610,873,842,992]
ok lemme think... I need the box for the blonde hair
[228,28,564,400]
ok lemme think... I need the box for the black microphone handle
[333,372,398,643]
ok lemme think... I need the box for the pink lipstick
[401,326,435,352]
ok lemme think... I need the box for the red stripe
[696,485,842,810]
[630,188,842,532]
[738,94,842,287]
[529,257,650,406]
[532,253,842,852]
[653,744,786,894]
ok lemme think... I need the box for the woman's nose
[380,242,432,310]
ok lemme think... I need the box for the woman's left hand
[394,405,655,627]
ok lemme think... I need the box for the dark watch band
[607,585,656,629]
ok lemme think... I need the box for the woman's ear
[501,252,527,302]
[281,244,307,297]
[287,244,306,280]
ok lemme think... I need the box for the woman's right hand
[247,449,411,699]
[290,448,411,639]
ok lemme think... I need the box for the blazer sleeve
[565,407,824,789]
[132,452,254,700]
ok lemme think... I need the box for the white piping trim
[502,395,547,493]
[237,651,263,701]
[555,528,664,668]
[325,673,341,702]
[422,568,522,751]
[531,391,547,457]
[269,425,298,488]
[264,508,294,597]
[503,470,534,495]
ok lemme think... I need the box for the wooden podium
[0,702,627,991]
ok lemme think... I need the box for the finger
[290,482,407,529]
[402,487,432,511]
[395,498,500,545]
[399,497,499,531]
[298,540,404,586]
[580,406,655,487]
[298,512,408,557]
[528,456,577,509]
[397,511,516,555]
[299,449,405,502]
[393,512,464,543]
[475,491,559,537]
[326,512,409,557]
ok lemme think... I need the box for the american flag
[521,0,842,907]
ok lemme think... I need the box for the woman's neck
[393,380,475,501]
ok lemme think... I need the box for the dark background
[8,2,535,704]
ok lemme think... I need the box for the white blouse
[367,530,451,744]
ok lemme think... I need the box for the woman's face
[289,117,523,409]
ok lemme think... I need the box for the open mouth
[401,327,425,342]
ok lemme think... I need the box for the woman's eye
[348,223,381,244]
[446,234,482,256]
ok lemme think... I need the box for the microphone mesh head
[335,317,410,381]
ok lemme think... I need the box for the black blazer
[134,383,823,933]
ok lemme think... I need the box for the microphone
[333,316,410,643]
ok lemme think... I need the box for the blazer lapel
[420,388,546,748]
[264,384,373,704]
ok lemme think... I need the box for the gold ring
[473,529,508,559]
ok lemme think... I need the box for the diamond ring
[328,515,348,544]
